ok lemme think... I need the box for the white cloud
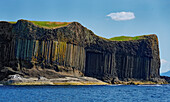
[161,59,168,64]
[107,12,135,21]
[160,59,170,73]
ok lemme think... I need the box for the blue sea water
[0,84,170,102]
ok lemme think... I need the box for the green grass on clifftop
[9,21,16,24]
[109,36,145,41]
[31,21,71,28]
[9,21,71,28]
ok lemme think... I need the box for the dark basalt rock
[0,19,161,83]
[160,76,170,83]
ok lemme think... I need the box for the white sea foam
[107,84,123,86]
[138,84,162,87]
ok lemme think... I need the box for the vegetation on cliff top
[30,21,71,28]
[9,20,71,28]
[109,36,145,41]
[9,21,17,24]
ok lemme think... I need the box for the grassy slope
[31,21,70,28]
[109,36,145,41]
[9,21,71,28]
[9,21,17,24]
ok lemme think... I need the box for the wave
[107,84,123,86]
[137,84,162,87]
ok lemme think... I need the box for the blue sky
[1,0,170,73]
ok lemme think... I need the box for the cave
[85,51,104,77]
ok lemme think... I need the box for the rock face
[0,19,160,83]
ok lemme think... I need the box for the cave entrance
[85,51,103,77]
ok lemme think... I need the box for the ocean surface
[0,84,170,102]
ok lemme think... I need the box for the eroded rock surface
[0,19,162,83]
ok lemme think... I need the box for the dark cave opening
[85,51,104,77]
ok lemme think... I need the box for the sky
[0,0,170,73]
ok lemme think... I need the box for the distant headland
[0,19,168,85]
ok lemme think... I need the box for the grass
[8,20,71,28]
[109,36,145,41]
[9,21,16,24]
[31,21,71,28]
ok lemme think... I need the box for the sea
[0,84,170,102]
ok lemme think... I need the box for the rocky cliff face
[0,19,160,83]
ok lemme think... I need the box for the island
[0,19,168,85]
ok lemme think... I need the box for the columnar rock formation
[0,19,160,83]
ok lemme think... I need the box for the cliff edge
[0,19,165,84]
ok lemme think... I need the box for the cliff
[0,19,162,83]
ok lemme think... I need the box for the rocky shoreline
[0,74,108,85]
[0,74,168,85]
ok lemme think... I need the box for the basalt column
[85,51,117,80]
[13,38,86,71]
